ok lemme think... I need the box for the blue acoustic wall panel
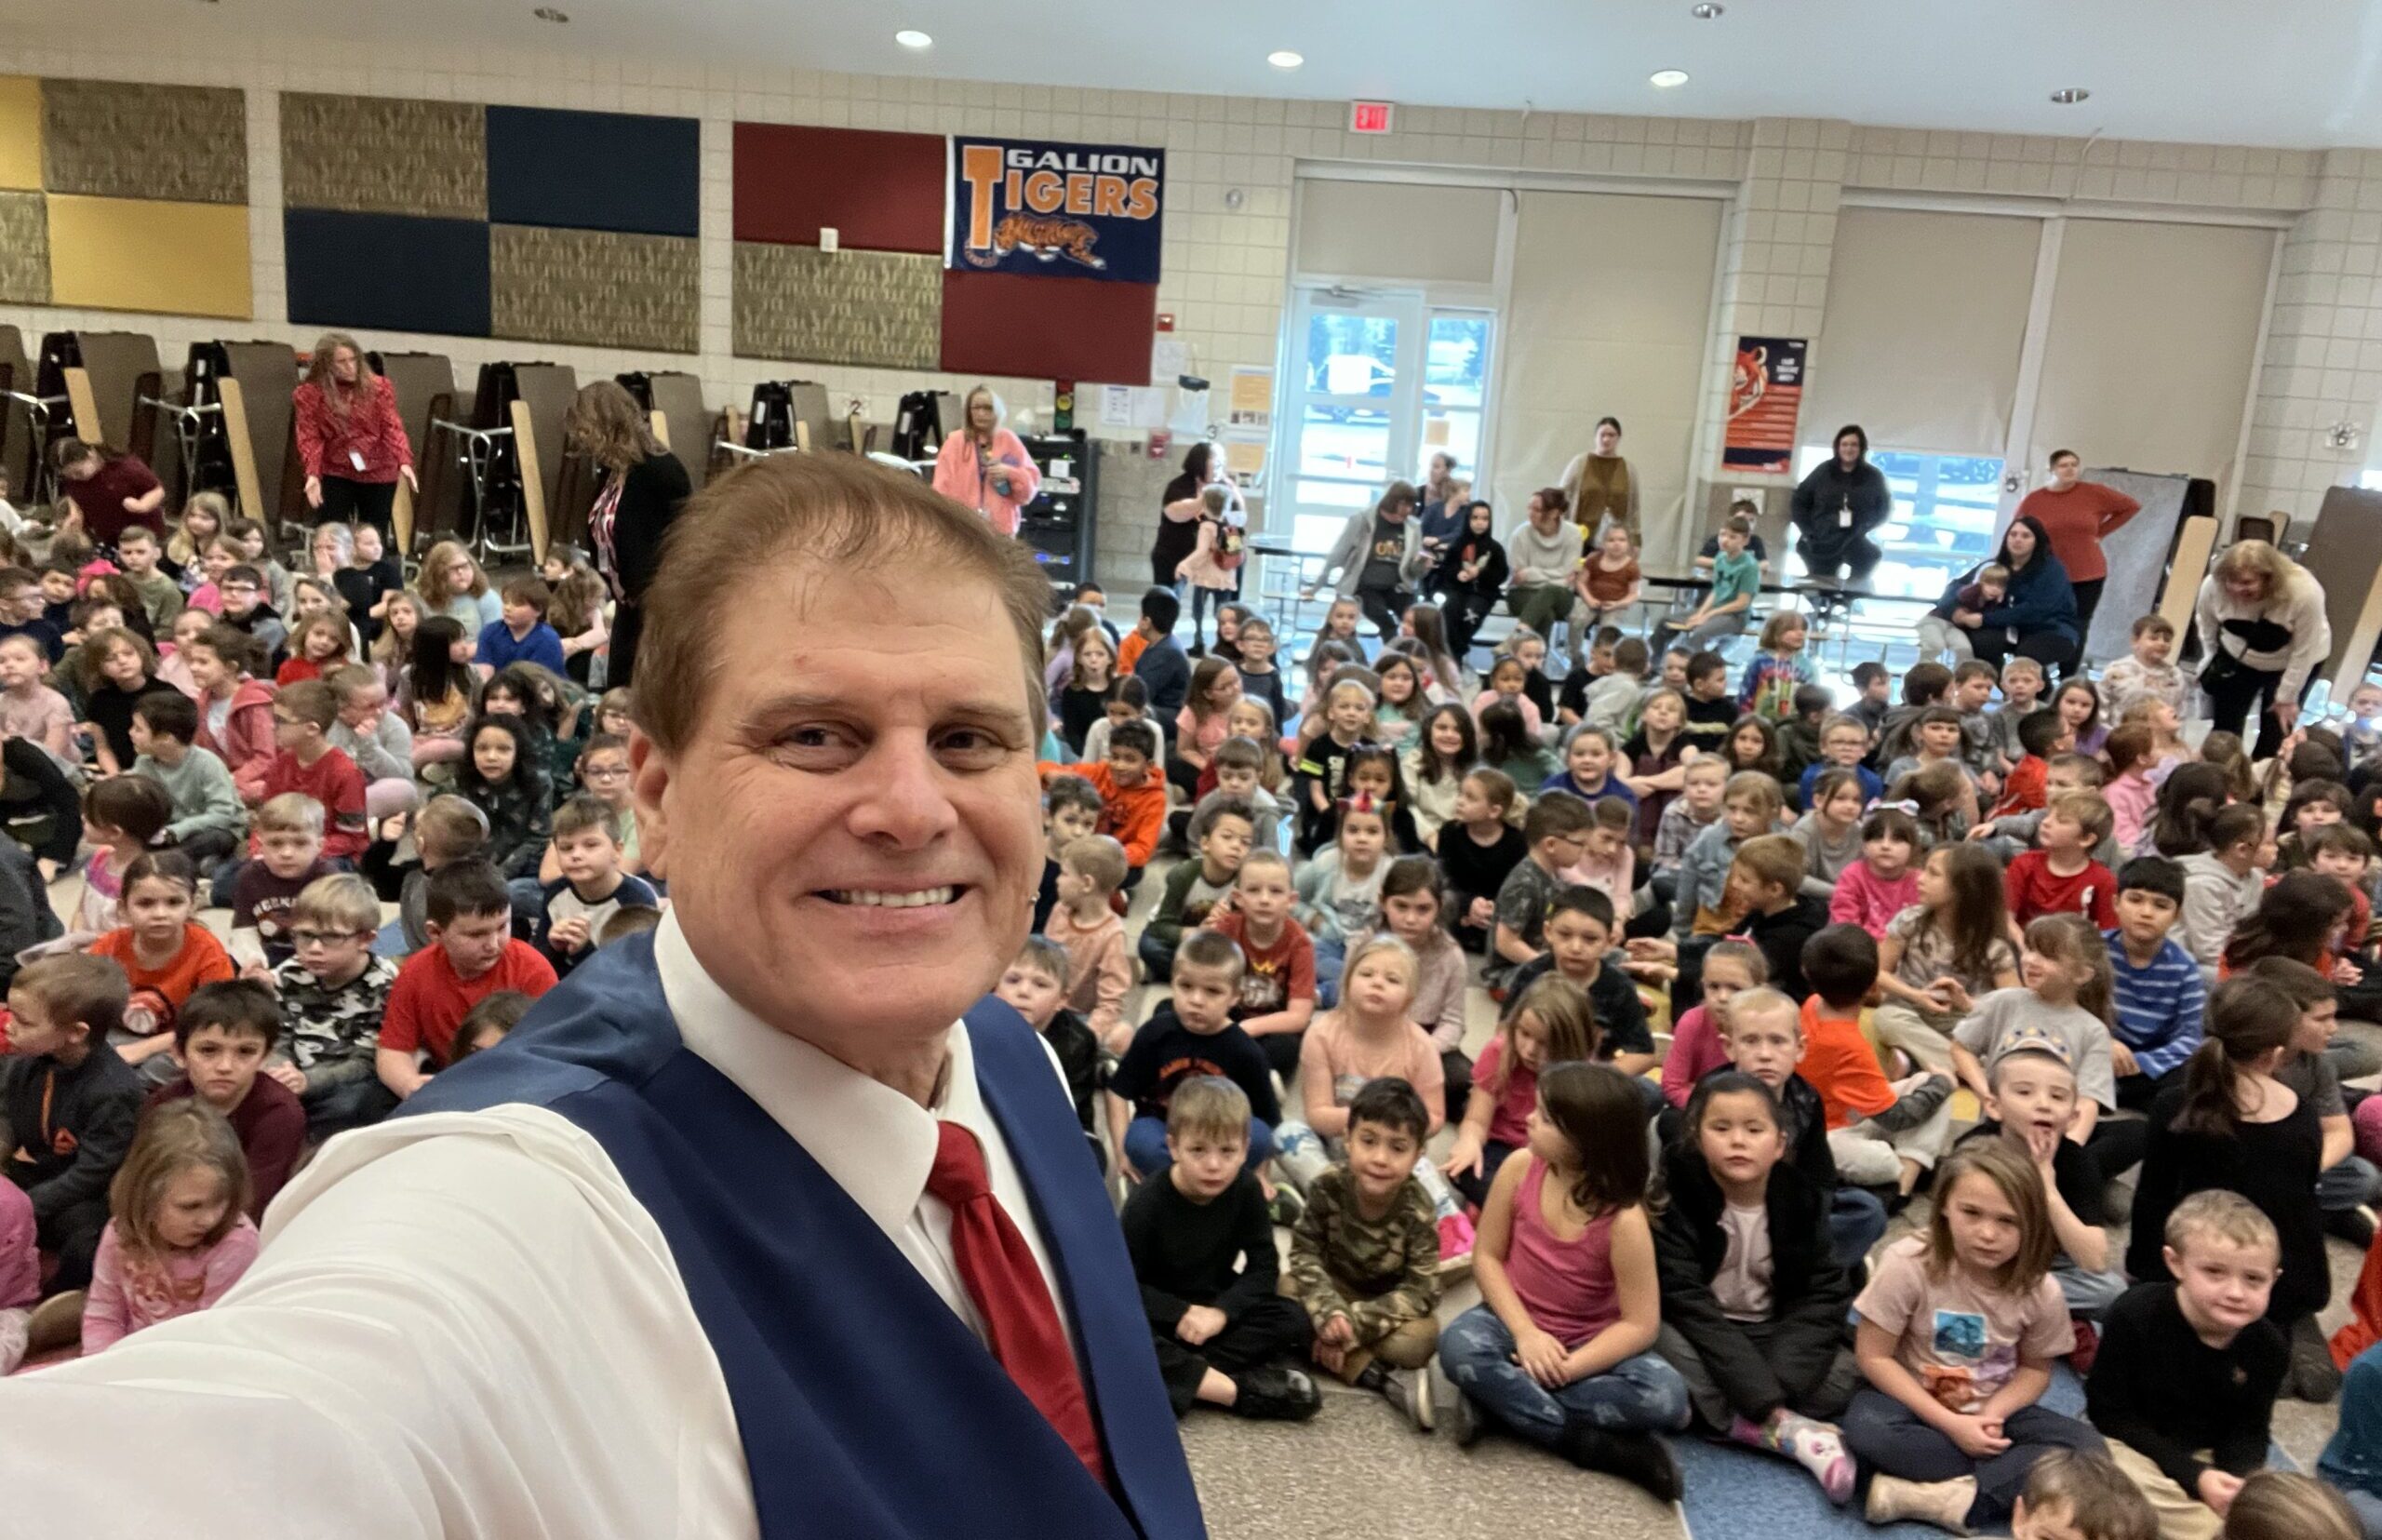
[487,106,699,237]
[285,208,490,337]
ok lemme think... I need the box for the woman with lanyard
[930,384,1039,537]
[2195,538,2332,758]
[291,331,416,537]
[1939,514,2081,677]
[567,380,691,690]
[2014,449,2140,639]
[49,438,166,559]
[1789,423,1892,584]
[1149,441,1220,589]
[1560,416,1640,545]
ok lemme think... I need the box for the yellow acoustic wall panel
[46,194,250,318]
[0,76,39,191]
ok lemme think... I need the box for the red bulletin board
[939,270,1159,384]
[732,123,946,251]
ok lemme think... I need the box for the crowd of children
[15,482,2382,1536]
[1016,508,2382,1535]
[0,506,651,1366]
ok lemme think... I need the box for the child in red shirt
[1201,848,1316,1078]
[377,860,556,1100]
[2002,792,2119,931]
[1986,709,2063,821]
[254,679,368,861]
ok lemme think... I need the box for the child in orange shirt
[1797,924,1953,1199]
[87,850,235,1085]
[1037,718,1166,884]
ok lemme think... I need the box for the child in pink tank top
[1433,1062,1691,1500]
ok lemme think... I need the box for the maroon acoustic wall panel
[939,271,1157,385]
[732,123,945,252]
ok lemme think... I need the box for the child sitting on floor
[2,954,142,1295]
[1119,1077,1319,1423]
[1039,834,1133,1052]
[266,873,400,1137]
[78,1099,259,1353]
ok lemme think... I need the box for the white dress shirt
[0,910,1069,1536]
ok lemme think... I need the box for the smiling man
[0,456,1206,1540]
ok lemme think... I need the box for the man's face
[260,826,321,880]
[180,1023,268,1108]
[993,962,1065,1029]
[631,563,1042,1064]
[2163,1234,2279,1339]
[1862,674,1890,703]
[1168,1126,1246,1199]
[556,825,622,887]
[431,909,512,980]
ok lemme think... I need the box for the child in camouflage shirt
[1284,1077,1444,1429]
[264,874,400,1136]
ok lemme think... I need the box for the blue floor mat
[1673,1366,2292,1540]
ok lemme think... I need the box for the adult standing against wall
[2014,449,2140,640]
[1559,417,1640,546]
[292,332,416,538]
[49,439,166,556]
[0,453,1208,1539]
[570,380,691,691]
[1311,480,1432,642]
[1150,441,1217,589]
[1941,515,2081,677]
[2195,539,2333,758]
[1788,424,1892,584]
[931,385,1040,538]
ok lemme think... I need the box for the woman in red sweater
[2014,449,2140,640]
[292,332,416,538]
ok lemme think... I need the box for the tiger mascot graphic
[964,214,1107,271]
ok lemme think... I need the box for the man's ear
[627,726,670,882]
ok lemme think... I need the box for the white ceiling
[20,0,2382,149]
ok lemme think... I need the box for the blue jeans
[1438,1305,1691,1447]
[1312,933,1345,1010]
[1123,1115,1275,1179]
[2322,1154,2382,1213]
[1828,1185,1888,1273]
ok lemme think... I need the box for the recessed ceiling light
[895,28,932,47]
[531,6,568,20]
[1650,69,1690,88]
[2050,87,2091,104]
[1691,3,1724,17]
[1267,50,1305,69]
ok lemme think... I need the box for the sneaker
[1559,1424,1682,1504]
[2067,1318,2101,1377]
[24,1289,85,1355]
[1383,1367,1434,1432]
[1266,1185,1305,1228]
[2326,1205,2379,1252]
[1227,1365,1322,1421]
[2290,1314,2345,1403]
[1866,1473,1975,1534]
[1429,1358,1481,1447]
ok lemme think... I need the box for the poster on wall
[1723,335,1807,473]
[947,137,1165,283]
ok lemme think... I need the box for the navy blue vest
[406,937,1206,1540]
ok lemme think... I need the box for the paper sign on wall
[1723,335,1807,474]
[1227,367,1273,432]
[1224,440,1267,481]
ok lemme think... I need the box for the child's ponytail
[2174,975,2299,1138]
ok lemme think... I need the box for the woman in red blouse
[52,438,166,555]
[292,332,416,538]
[2014,449,2140,641]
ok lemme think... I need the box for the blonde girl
[547,560,609,689]
[1740,609,1818,722]
[419,539,500,633]
[1372,652,1428,747]
[1659,938,1766,1107]
[275,611,353,686]
[1222,696,1285,790]
[167,492,225,585]
[1846,1141,2091,1532]
[1436,1062,1690,1496]
[2117,696,2190,777]
[370,590,422,694]
[1873,842,2020,1074]
[1405,603,1468,703]
[1443,974,1599,1205]
[1278,935,1443,1185]
[82,1099,259,1352]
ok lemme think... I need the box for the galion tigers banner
[946,137,1166,285]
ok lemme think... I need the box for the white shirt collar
[654,909,981,1241]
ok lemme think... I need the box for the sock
[1769,1411,1855,1501]
[1355,1360,1389,1391]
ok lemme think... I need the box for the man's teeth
[825,887,957,908]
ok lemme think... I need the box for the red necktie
[926,1121,1107,1485]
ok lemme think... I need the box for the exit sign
[1350,100,1395,135]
